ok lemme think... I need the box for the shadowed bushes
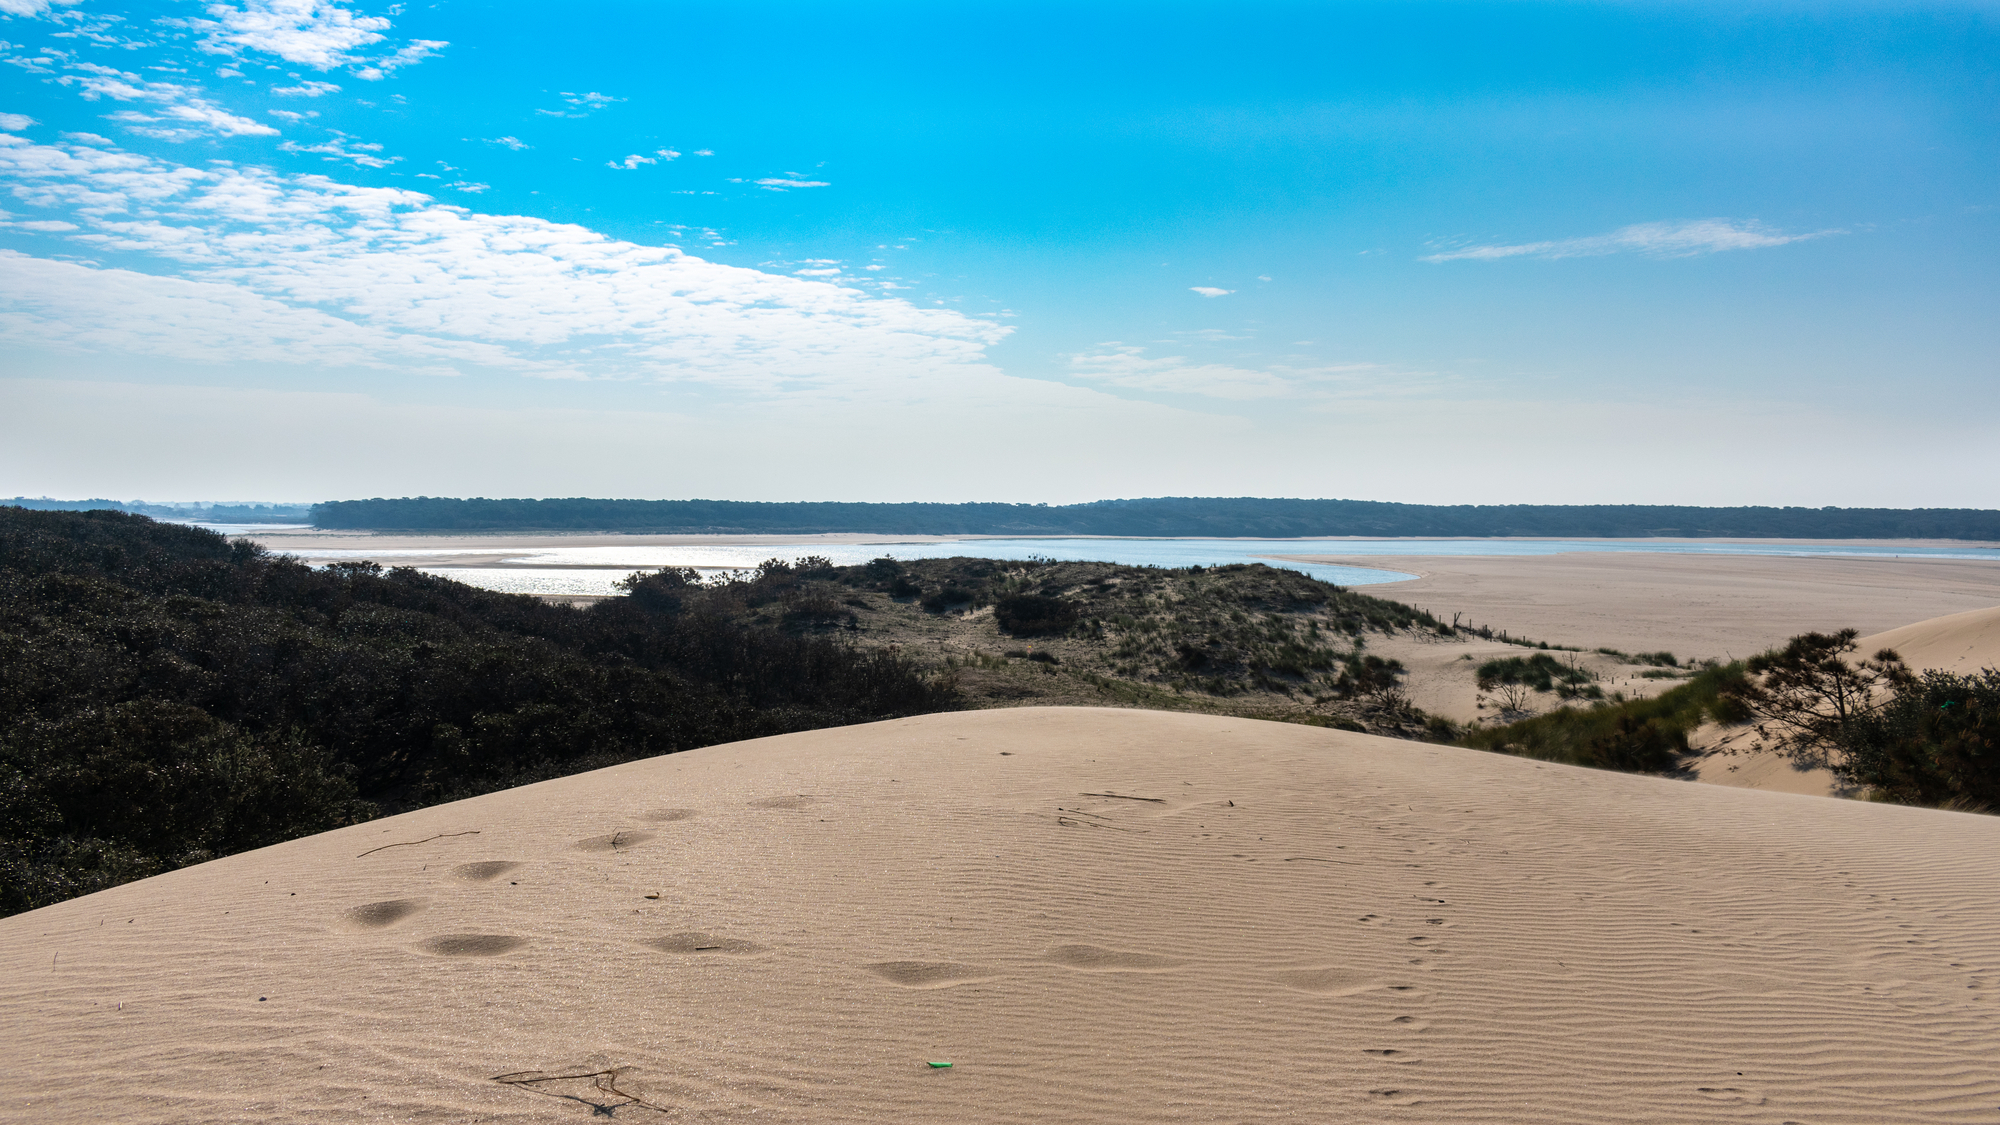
[993,594,1078,636]
[0,508,953,916]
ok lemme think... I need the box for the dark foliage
[309,495,2000,540]
[1461,663,1750,771]
[1838,670,2000,809]
[1725,629,1912,765]
[0,507,952,916]
[1331,654,1406,699]
[1583,714,1687,772]
[920,586,978,613]
[1476,653,1601,700]
[992,594,1079,636]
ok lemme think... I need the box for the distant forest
[8,497,313,522]
[310,496,2000,540]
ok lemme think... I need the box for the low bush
[1461,663,1748,770]
[993,593,1077,636]
[1836,669,2000,809]
[920,585,977,613]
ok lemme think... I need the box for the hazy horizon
[2,1,1995,505]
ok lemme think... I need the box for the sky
[0,0,1995,506]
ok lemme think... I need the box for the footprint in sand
[1695,1087,1767,1106]
[418,934,529,957]
[1268,967,1382,995]
[644,932,767,956]
[642,808,698,822]
[863,961,997,988]
[451,861,519,882]
[1365,1088,1422,1106]
[573,830,657,853]
[1362,1048,1419,1064]
[1042,944,1185,972]
[748,795,814,810]
[339,898,427,930]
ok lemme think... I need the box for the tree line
[307,496,2000,540]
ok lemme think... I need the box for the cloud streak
[0,133,1011,394]
[1067,344,1400,402]
[1422,218,1837,262]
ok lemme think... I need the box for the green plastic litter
[926,1061,953,1069]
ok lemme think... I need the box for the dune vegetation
[0,508,950,916]
[1464,628,1999,810]
[653,553,1463,739]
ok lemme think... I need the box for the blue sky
[1,0,1995,505]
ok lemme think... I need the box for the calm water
[281,535,2000,598]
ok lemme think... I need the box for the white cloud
[1189,286,1233,297]
[0,0,81,16]
[1068,344,1404,402]
[190,0,444,78]
[1070,345,1293,400]
[486,135,529,150]
[1422,218,1838,262]
[271,79,340,96]
[50,61,279,139]
[266,108,315,121]
[277,131,395,167]
[8,218,75,229]
[0,133,1012,394]
[607,152,654,170]
[654,148,679,160]
[539,90,620,118]
[756,177,828,191]
[0,112,34,131]
[0,249,512,373]
[195,0,384,68]
[693,149,713,157]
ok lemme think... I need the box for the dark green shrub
[1461,663,1748,772]
[993,594,1077,636]
[1476,653,1593,695]
[1838,670,2000,809]
[920,585,976,613]
[1584,714,1686,772]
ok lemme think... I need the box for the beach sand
[1272,551,2000,660]
[6,706,1999,1122]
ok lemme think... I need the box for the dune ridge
[4,707,1998,1121]
[1861,604,2000,676]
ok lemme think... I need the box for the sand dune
[1860,604,2000,677]
[5,707,1997,1122]
[1273,550,2000,660]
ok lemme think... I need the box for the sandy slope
[1861,604,2000,676]
[1272,551,2000,660]
[6,708,1998,1123]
